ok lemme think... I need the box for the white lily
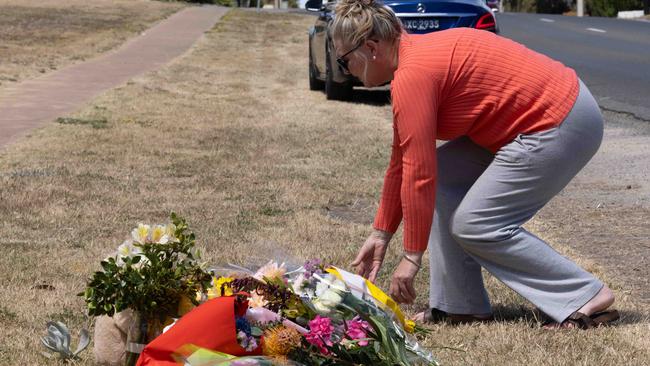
[117,240,141,257]
[150,224,170,244]
[115,240,143,267]
[131,223,150,244]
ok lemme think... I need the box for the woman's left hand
[388,252,423,304]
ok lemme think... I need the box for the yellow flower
[405,319,416,333]
[209,276,234,298]
[131,223,150,244]
[165,224,178,242]
[262,326,302,356]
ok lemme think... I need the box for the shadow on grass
[492,304,542,324]
[491,303,643,328]
[350,88,391,106]
[611,309,646,325]
[312,87,390,106]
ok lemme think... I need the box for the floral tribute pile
[81,215,438,366]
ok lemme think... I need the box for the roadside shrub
[506,0,643,15]
[503,0,537,12]
[536,0,570,13]
[586,0,616,15]
[586,0,643,16]
[161,0,233,5]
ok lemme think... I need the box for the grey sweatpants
[429,80,604,322]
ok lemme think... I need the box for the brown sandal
[545,310,620,329]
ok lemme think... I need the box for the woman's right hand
[351,229,393,282]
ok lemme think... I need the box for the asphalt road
[496,12,650,121]
[496,13,650,305]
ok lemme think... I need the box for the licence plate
[402,18,440,31]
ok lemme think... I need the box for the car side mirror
[305,0,324,11]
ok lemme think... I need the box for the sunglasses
[336,42,363,74]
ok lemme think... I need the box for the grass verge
[0,9,648,365]
[0,0,185,88]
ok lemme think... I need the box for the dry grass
[0,9,648,365]
[0,0,185,88]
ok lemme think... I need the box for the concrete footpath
[0,5,228,148]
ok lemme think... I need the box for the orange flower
[262,326,302,356]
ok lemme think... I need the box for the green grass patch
[56,117,108,129]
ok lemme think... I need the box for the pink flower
[305,315,334,354]
[345,317,371,346]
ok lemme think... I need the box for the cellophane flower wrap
[175,259,438,366]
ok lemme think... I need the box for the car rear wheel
[309,40,325,91]
[325,42,353,101]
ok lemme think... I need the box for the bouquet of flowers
[79,215,437,366]
[140,259,438,366]
[79,213,214,365]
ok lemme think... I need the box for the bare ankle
[579,285,615,316]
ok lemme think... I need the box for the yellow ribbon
[326,267,415,333]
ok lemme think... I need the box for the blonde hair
[331,0,402,49]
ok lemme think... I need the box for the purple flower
[305,315,334,354]
[236,329,258,352]
[303,258,323,278]
[345,317,371,346]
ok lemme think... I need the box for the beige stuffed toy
[93,310,135,365]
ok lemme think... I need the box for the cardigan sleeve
[373,125,403,234]
[373,66,439,252]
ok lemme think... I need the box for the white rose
[315,274,347,296]
[320,288,344,307]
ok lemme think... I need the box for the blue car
[307,0,499,100]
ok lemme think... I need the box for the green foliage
[587,0,617,15]
[505,0,644,16]
[586,0,642,16]
[536,0,569,13]
[158,0,233,5]
[56,117,107,129]
[213,0,234,6]
[79,213,213,320]
[503,0,537,12]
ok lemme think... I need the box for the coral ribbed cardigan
[373,28,579,252]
